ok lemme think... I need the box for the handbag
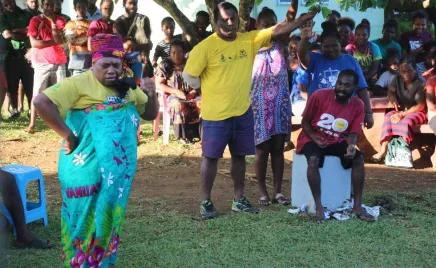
[385,137,413,168]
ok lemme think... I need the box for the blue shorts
[202,108,255,159]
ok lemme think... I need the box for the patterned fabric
[345,42,382,73]
[381,110,427,144]
[91,34,124,63]
[59,102,139,267]
[251,42,291,145]
[65,19,92,70]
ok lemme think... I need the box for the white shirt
[376,71,396,88]
[86,8,102,21]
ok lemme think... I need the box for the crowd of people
[1,0,436,266]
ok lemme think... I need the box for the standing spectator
[152,17,175,68]
[425,72,436,134]
[346,23,382,91]
[64,0,91,75]
[298,21,374,128]
[337,17,355,53]
[86,0,101,20]
[326,10,340,24]
[86,0,114,50]
[372,58,427,162]
[400,11,431,77]
[25,0,40,16]
[251,3,298,207]
[183,2,319,219]
[195,11,212,41]
[54,0,71,22]
[0,3,6,121]
[0,0,33,120]
[372,20,402,62]
[114,0,153,77]
[26,0,67,133]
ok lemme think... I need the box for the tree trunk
[205,0,225,30]
[239,0,255,32]
[152,0,200,44]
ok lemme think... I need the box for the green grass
[2,191,436,267]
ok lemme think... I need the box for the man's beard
[125,7,136,16]
[334,88,353,103]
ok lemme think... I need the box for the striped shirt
[153,40,171,62]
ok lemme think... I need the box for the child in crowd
[346,23,382,90]
[372,20,402,63]
[152,17,176,68]
[64,0,91,75]
[400,11,432,76]
[337,17,355,53]
[422,50,436,80]
[374,48,400,96]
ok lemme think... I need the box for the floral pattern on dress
[251,42,291,145]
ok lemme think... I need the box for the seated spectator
[26,0,67,133]
[373,48,400,96]
[421,40,436,78]
[400,11,431,77]
[86,0,114,51]
[152,17,176,68]
[337,17,355,53]
[287,35,300,88]
[296,69,374,222]
[425,73,436,133]
[422,50,436,80]
[64,0,91,75]
[346,23,382,90]
[194,11,213,41]
[54,0,70,22]
[372,58,427,162]
[155,40,201,144]
[290,43,321,116]
[298,21,374,128]
[0,170,52,249]
[372,20,402,63]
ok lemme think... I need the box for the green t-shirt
[372,39,402,61]
[0,7,32,56]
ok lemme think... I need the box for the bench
[290,97,436,168]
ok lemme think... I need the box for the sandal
[257,196,271,206]
[14,238,52,249]
[351,210,376,222]
[24,127,36,134]
[272,193,290,206]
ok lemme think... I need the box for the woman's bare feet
[371,152,385,163]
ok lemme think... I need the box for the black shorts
[300,141,363,169]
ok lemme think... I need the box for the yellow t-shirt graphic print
[184,28,273,121]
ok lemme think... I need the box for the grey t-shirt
[390,73,426,110]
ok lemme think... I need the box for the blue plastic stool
[0,165,48,233]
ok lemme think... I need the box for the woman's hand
[390,112,404,124]
[174,90,186,100]
[300,21,315,40]
[61,132,79,155]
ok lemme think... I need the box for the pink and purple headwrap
[91,34,125,63]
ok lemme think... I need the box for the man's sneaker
[232,197,260,214]
[200,200,217,219]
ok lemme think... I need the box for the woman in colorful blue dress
[251,4,297,206]
[33,34,158,267]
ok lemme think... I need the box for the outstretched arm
[285,0,298,22]
[271,7,319,41]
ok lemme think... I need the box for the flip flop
[257,196,271,206]
[14,238,52,249]
[272,194,290,206]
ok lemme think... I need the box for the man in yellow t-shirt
[183,2,319,219]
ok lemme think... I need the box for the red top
[87,19,114,37]
[28,15,67,64]
[296,89,365,153]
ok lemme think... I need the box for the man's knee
[308,156,320,169]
